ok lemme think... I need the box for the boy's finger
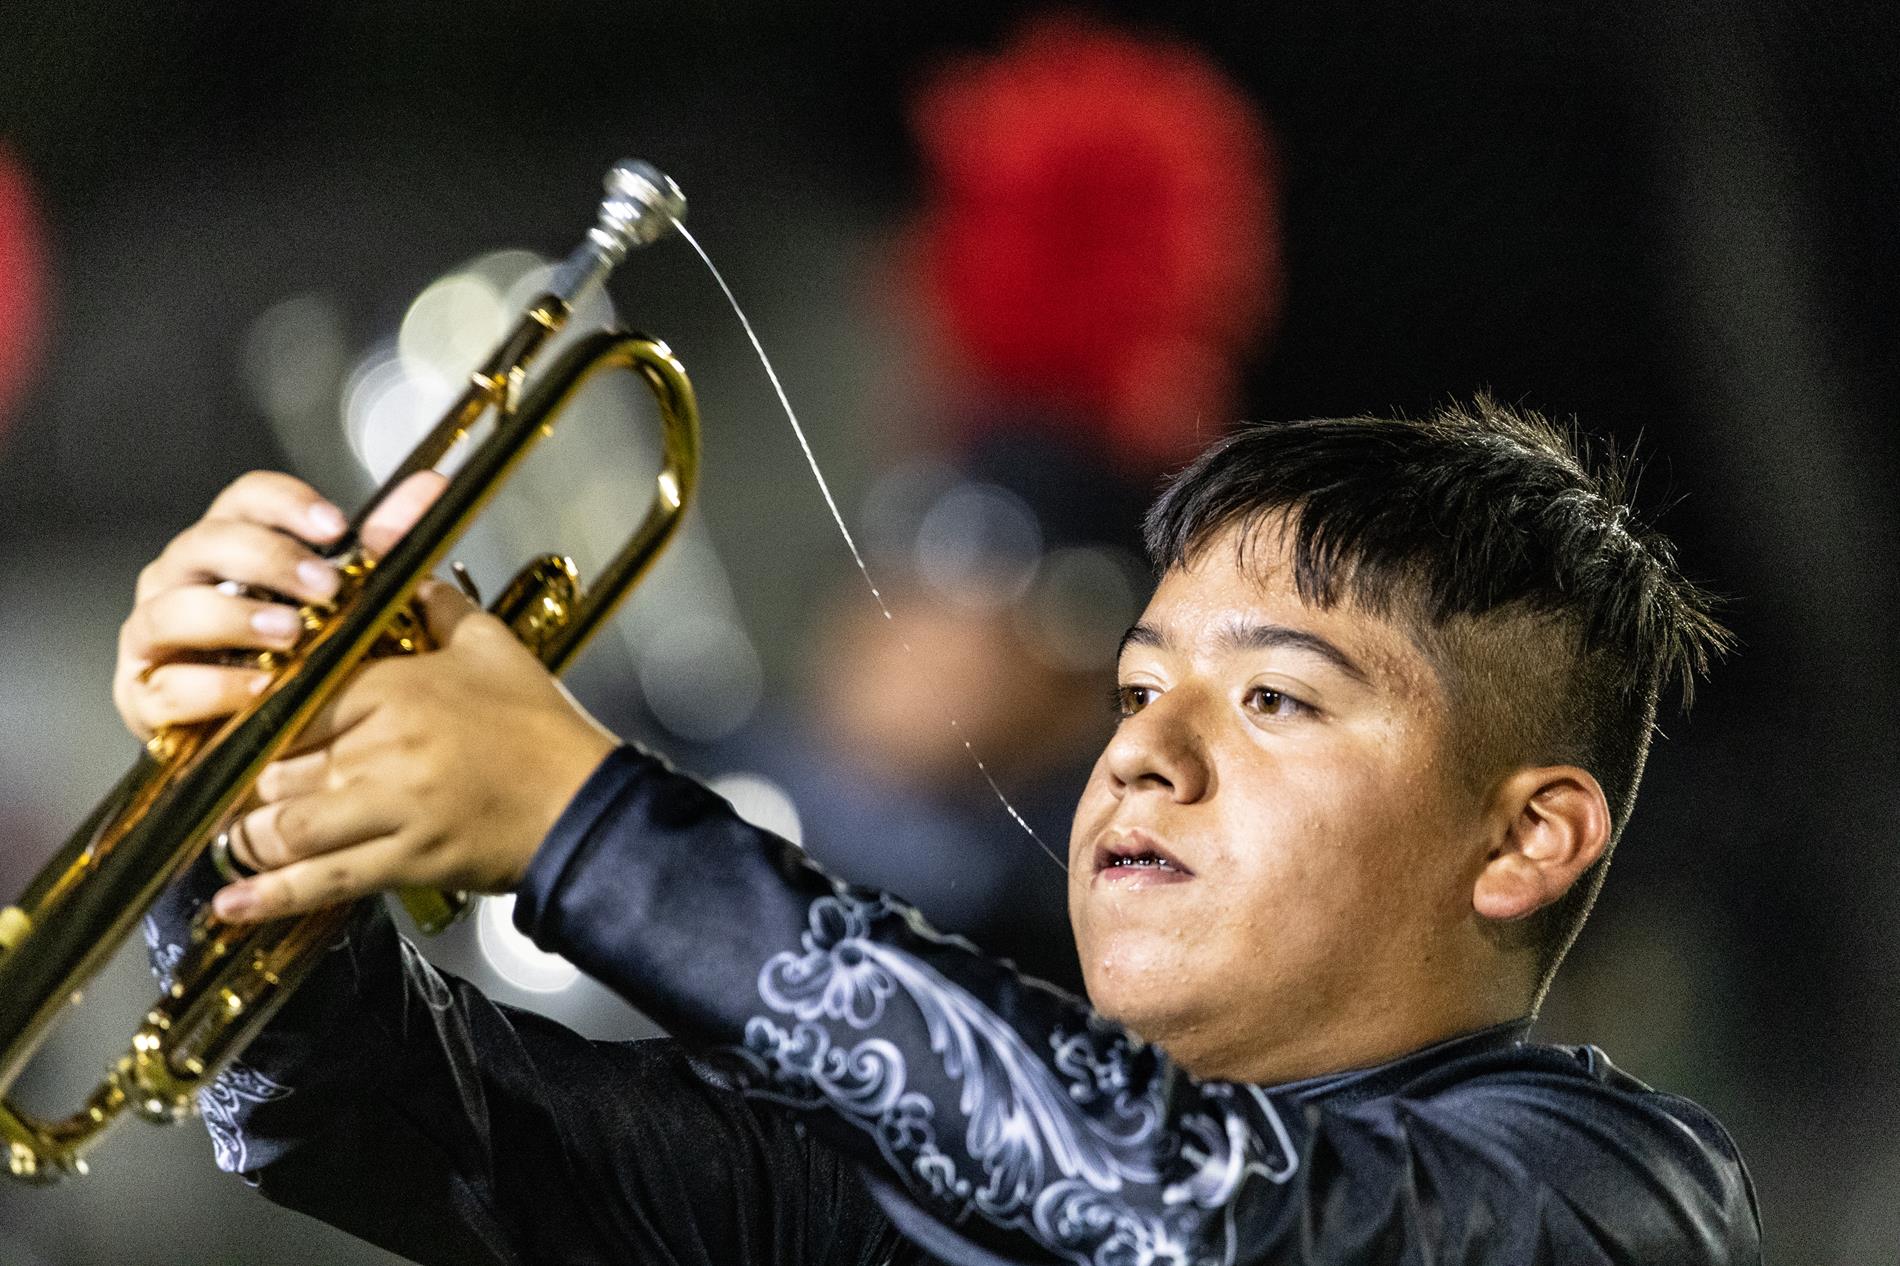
[360,471,450,561]
[204,470,348,544]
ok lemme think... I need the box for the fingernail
[252,606,302,641]
[214,886,258,921]
[297,559,340,600]
[307,502,348,538]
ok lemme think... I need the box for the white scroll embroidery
[197,1062,293,1177]
[741,891,1299,1266]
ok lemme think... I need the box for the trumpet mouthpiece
[550,159,685,306]
[599,159,686,251]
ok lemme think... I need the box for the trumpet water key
[0,160,701,1182]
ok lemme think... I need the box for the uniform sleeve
[142,858,909,1266]
[516,744,1762,1266]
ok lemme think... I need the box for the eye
[1246,686,1311,720]
[1110,684,1157,719]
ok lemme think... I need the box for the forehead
[1140,524,1441,700]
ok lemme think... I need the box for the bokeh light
[914,481,1042,608]
[475,894,580,994]
[1019,545,1143,671]
[707,771,804,846]
[341,345,441,483]
[638,612,764,742]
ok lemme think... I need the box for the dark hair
[1143,396,1731,997]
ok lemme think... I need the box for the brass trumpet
[0,160,700,1182]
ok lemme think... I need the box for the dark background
[1,3,1896,1261]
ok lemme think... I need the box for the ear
[1471,766,1611,922]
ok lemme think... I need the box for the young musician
[124,399,1760,1264]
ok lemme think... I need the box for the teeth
[1111,854,1171,868]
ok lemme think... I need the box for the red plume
[0,143,48,438]
[910,14,1282,472]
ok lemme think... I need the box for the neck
[1155,988,1529,1086]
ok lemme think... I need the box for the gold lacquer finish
[0,161,698,1182]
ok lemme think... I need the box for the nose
[1103,686,1212,803]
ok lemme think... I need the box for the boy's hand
[210,579,619,922]
[114,470,445,740]
[113,466,616,921]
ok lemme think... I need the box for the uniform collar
[1272,1016,1535,1107]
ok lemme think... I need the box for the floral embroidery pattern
[143,913,294,1181]
[741,892,1299,1266]
[142,913,185,993]
[198,1062,292,1176]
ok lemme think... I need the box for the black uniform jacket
[145,745,1762,1265]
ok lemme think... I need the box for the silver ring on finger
[210,821,260,882]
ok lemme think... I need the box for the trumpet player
[124,399,1760,1264]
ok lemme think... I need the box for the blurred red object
[0,142,49,438]
[910,14,1282,472]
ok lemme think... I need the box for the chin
[1079,934,1210,1043]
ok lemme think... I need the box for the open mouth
[1092,830,1195,882]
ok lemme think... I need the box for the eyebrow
[1118,619,1372,685]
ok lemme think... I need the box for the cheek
[1308,741,1469,927]
[1066,761,1116,940]
[1218,739,1424,909]
[1066,757,1117,860]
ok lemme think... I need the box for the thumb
[361,470,450,560]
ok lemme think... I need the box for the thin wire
[672,220,1069,874]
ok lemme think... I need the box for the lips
[1091,828,1195,885]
